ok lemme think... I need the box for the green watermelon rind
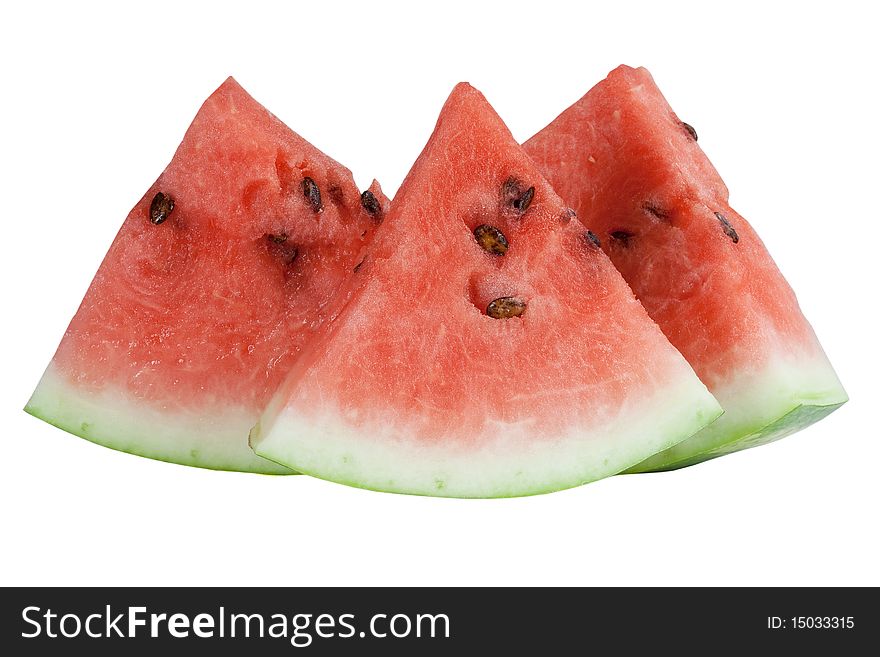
[250,377,724,498]
[634,401,845,473]
[625,353,848,473]
[25,365,294,475]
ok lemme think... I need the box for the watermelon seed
[502,177,535,214]
[514,187,535,213]
[473,224,509,256]
[360,190,383,221]
[681,121,698,141]
[487,296,527,319]
[353,256,366,273]
[642,202,670,222]
[267,232,288,244]
[609,230,633,244]
[149,192,175,225]
[563,208,577,223]
[584,230,602,249]
[714,212,739,243]
[302,177,323,213]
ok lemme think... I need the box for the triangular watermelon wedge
[524,65,847,471]
[250,83,722,497]
[25,78,388,473]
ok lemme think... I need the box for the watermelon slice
[250,83,722,497]
[26,78,388,473]
[523,65,847,471]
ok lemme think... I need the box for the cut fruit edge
[626,351,848,473]
[250,376,723,498]
[25,364,293,475]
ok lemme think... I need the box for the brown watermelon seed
[487,296,527,319]
[714,212,739,243]
[302,177,323,213]
[642,201,670,221]
[149,192,174,225]
[584,230,602,249]
[609,230,633,244]
[473,224,509,256]
[267,232,288,244]
[682,121,698,141]
[353,256,366,273]
[360,190,383,219]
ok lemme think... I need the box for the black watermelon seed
[682,121,698,141]
[609,230,634,244]
[513,186,535,213]
[149,192,174,225]
[642,201,670,221]
[360,190,383,220]
[353,256,366,273]
[502,177,536,214]
[584,230,602,249]
[473,224,509,256]
[714,211,739,243]
[487,296,527,319]
[302,177,323,213]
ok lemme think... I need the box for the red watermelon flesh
[26,78,388,473]
[524,65,847,471]
[250,83,722,497]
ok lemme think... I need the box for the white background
[1,0,878,586]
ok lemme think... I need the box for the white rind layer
[25,364,292,474]
[628,350,848,472]
[251,377,723,498]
